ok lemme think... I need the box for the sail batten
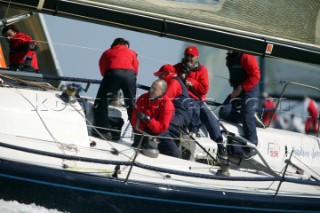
[0,0,319,65]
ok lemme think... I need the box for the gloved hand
[182,62,191,75]
[179,72,187,81]
[231,85,243,99]
[136,112,151,123]
[185,80,193,87]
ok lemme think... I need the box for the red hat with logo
[154,64,175,76]
[184,46,199,56]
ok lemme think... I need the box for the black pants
[219,85,259,145]
[94,69,137,134]
[132,130,180,158]
[10,64,37,73]
[188,100,223,143]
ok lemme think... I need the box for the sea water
[0,199,68,213]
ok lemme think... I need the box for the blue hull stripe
[0,172,318,213]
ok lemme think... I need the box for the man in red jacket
[219,50,260,159]
[304,96,318,134]
[174,46,227,160]
[94,38,139,139]
[2,25,39,72]
[131,79,179,157]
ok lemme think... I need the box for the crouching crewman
[131,79,179,158]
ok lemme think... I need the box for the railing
[0,69,150,91]
[269,81,320,137]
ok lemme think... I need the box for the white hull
[0,81,318,212]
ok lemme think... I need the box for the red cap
[154,64,175,76]
[184,46,199,56]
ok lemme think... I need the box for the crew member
[131,79,179,157]
[174,46,227,160]
[304,96,318,134]
[219,50,260,158]
[94,38,139,139]
[2,25,39,72]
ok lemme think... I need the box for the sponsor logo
[265,43,274,54]
[268,142,280,157]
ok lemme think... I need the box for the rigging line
[3,0,12,19]
[86,111,223,160]
[67,102,128,160]
[88,123,226,146]
[15,133,95,155]
[266,166,286,190]
[213,75,228,80]
[0,35,105,51]
[137,54,169,64]
[8,83,67,156]
[291,155,320,179]
[87,139,134,156]
[50,41,104,52]
[0,73,199,155]
[14,131,131,160]
[0,73,58,91]
[0,35,170,63]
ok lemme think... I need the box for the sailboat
[0,1,319,212]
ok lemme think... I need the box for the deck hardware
[274,150,294,197]
[125,133,145,183]
[111,148,119,155]
[112,165,121,178]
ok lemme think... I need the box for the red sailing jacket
[131,93,175,135]
[239,54,260,92]
[262,99,278,125]
[174,63,209,101]
[161,73,182,99]
[9,32,39,70]
[99,44,139,77]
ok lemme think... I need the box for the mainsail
[0,0,319,65]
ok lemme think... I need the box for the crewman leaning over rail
[2,25,39,72]
[131,79,179,158]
